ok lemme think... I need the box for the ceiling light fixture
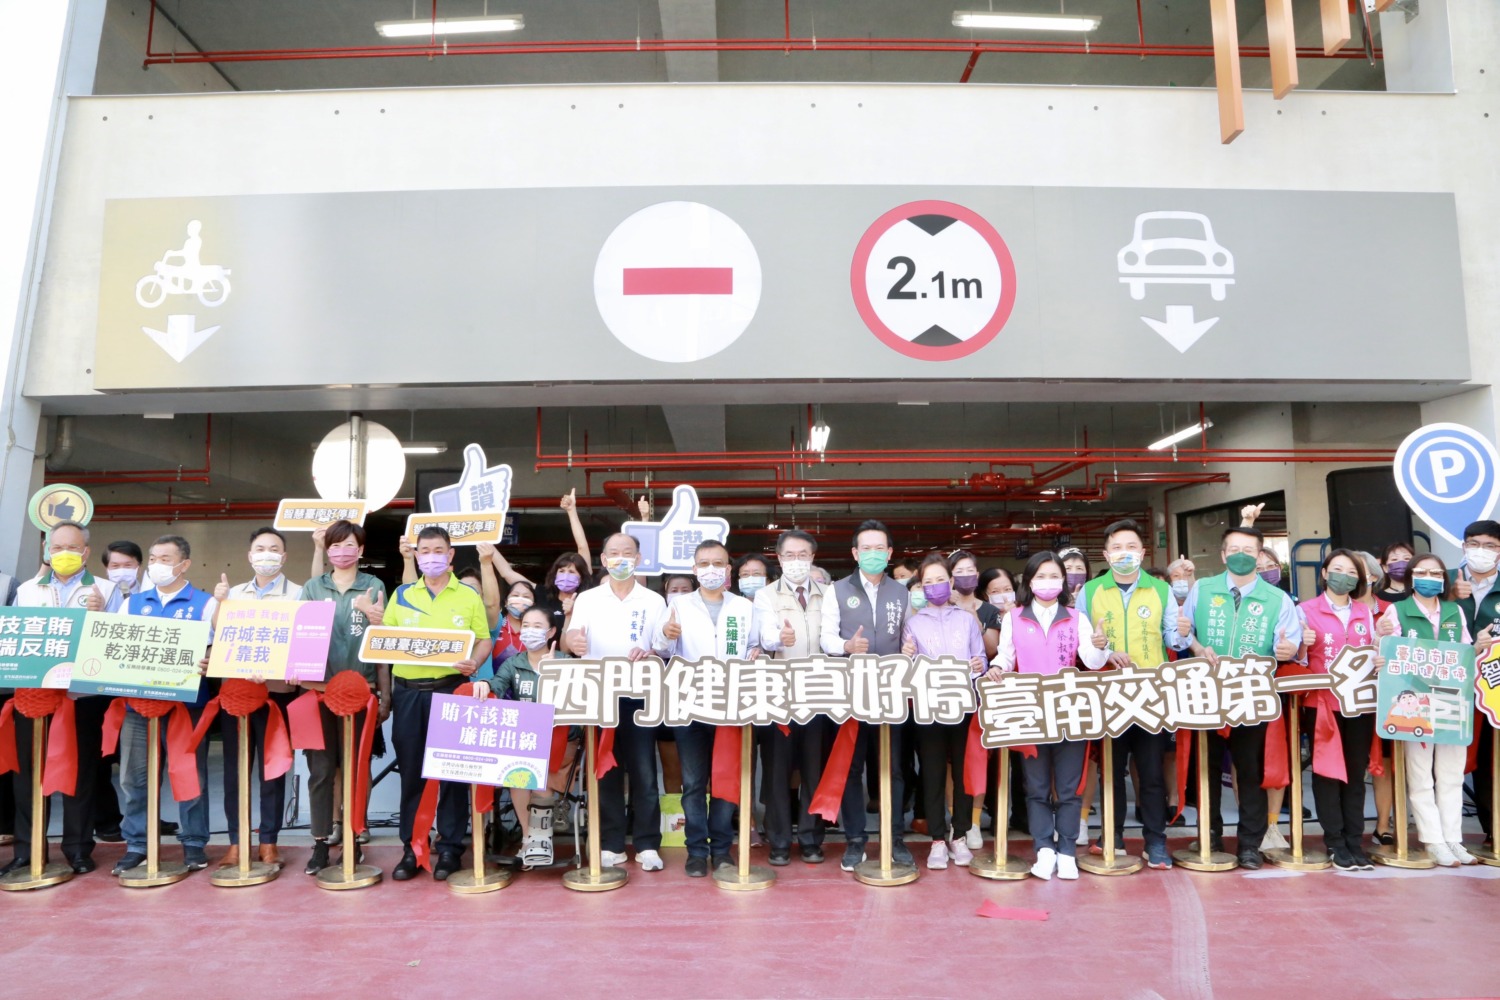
[1147,419,1213,452]
[952,11,1101,31]
[375,14,524,38]
[401,442,449,455]
[807,404,831,454]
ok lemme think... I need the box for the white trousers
[1404,741,1466,845]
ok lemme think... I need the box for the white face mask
[147,562,180,587]
[250,554,284,577]
[1465,546,1499,574]
[107,567,139,590]
[695,566,728,591]
[780,559,811,585]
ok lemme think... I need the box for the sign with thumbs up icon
[621,484,730,575]
[27,484,94,532]
[410,443,513,545]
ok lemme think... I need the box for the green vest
[1082,573,1170,667]
[1192,574,1285,658]
[1447,569,1500,635]
[1394,596,1464,643]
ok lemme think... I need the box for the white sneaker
[601,850,628,867]
[965,824,983,851]
[1261,826,1289,852]
[636,849,664,871]
[1056,854,1079,880]
[1427,842,1460,868]
[950,839,974,867]
[926,841,949,870]
[1448,842,1479,865]
[1030,847,1056,880]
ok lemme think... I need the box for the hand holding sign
[1393,422,1500,547]
[429,443,513,520]
[621,484,730,576]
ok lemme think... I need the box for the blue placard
[1393,422,1500,547]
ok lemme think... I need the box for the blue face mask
[1413,577,1445,598]
[1170,580,1192,600]
[909,590,928,611]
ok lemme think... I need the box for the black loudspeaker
[1326,466,1414,553]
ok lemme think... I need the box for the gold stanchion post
[317,714,382,889]
[1475,733,1500,867]
[1266,695,1329,870]
[0,716,74,891]
[1370,741,1435,868]
[563,726,627,892]
[212,714,279,886]
[1078,736,1143,876]
[1173,730,1237,871]
[854,724,918,886]
[120,716,190,887]
[714,725,774,890]
[969,748,1030,880]
[448,782,512,894]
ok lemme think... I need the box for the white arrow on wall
[1141,305,1219,354]
[142,314,219,363]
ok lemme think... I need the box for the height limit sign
[850,200,1016,362]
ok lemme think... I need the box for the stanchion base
[1369,846,1435,869]
[1468,845,1500,867]
[1264,848,1331,871]
[852,859,920,886]
[967,851,1032,880]
[210,861,280,887]
[119,862,192,888]
[1077,853,1145,876]
[0,862,75,891]
[562,865,628,892]
[448,868,513,894]
[316,864,383,890]
[1172,849,1238,872]
[713,864,775,891]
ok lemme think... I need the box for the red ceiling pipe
[44,414,214,486]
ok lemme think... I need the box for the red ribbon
[412,682,477,872]
[323,672,381,837]
[1308,692,1347,783]
[1075,740,1092,795]
[710,725,742,804]
[596,727,618,779]
[1367,730,1385,778]
[351,693,379,837]
[963,714,987,797]
[165,703,205,802]
[1263,715,1290,789]
[0,701,16,776]
[808,719,862,822]
[285,689,325,751]
[42,697,78,797]
[100,698,128,756]
[548,726,570,773]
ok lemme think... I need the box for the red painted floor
[5,836,1498,1000]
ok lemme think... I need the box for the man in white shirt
[565,532,667,872]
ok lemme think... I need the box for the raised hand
[845,625,869,655]
[214,573,230,602]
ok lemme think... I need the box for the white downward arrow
[142,314,220,363]
[1141,305,1219,354]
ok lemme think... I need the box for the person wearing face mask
[754,529,832,865]
[1166,558,1197,611]
[817,520,914,873]
[1078,519,1179,870]
[1058,548,1091,601]
[1375,542,1414,605]
[492,579,537,666]
[734,553,772,602]
[987,552,1111,881]
[1297,549,1380,870]
[900,553,987,870]
[382,527,493,882]
[2,521,123,878]
[906,576,927,612]
[891,558,921,585]
[652,540,759,877]
[1449,520,1500,854]
[565,532,667,872]
[1173,525,1302,870]
[209,527,304,873]
[102,539,144,597]
[540,552,591,636]
[1379,554,1481,867]
[948,549,1001,652]
[113,535,219,876]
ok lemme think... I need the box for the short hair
[48,520,90,544]
[416,526,451,546]
[733,552,771,578]
[945,549,977,574]
[545,552,590,591]
[505,579,535,601]
[1104,518,1146,545]
[324,520,365,548]
[1321,547,1369,600]
[600,531,640,555]
[896,556,922,575]
[152,534,190,560]
[519,605,553,629]
[775,529,817,555]
[248,526,288,548]
[1145,565,1167,580]
[1166,557,1197,578]
[1463,520,1500,542]
[693,538,729,560]
[1221,525,1264,548]
[1405,553,1449,592]
[853,519,893,549]
[978,567,1014,595]
[1018,551,1071,608]
[102,539,143,568]
[1057,547,1091,578]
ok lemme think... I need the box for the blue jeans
[674,721,737,859]
[120,707,211,854]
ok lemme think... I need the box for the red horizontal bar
[623,267,733,296]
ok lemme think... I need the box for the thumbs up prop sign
[620,484,730,575]
[427,443,513,519]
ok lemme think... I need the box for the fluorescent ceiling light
[401,442,449,455]
[952,11,1101,32]
[376,15,524,38]
[1147,419,1213,452]
[807,421,831,454]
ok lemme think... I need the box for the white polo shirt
[569,581,666,658]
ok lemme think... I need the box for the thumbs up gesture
[901,630,916,656]
[845,625,869,655]
[1240,502,1265,527]
[83,583,104,611]
[1091,617,1109,650]
[1274,627,1297,662]
[353,587,384,624]
[1377,614,1396,637]
[780,617,796,648]
[1301,624,1316,648]
[1455,576,1472,600]
[663,605,682,641]
[214,573,230,602]
[559,489,577,512]
[1176,612,1192,640]
[567,625,589,657]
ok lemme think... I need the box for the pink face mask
[1030,583,1064,602]
[327,548,360,570]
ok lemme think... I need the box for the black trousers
[761,718,830,851]
[306,701,369,841]
[1207,722,1270,852]
[599,698,661,854]
[915,719,970,842]
[841,722,905,848]
[1311,711,1376,854]
[219,690,295,845]
[1474,724,1493,840]
[10,695,109,863]
[391,677,467,856]
[1113,725,1167,849]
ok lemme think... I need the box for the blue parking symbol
[1393,422,1500,547]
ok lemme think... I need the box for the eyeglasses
[1410,569,1446,579]
[1464,542,1500,553]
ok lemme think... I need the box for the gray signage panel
[92,185,1467,390]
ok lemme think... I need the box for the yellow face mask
[50,551,84,578]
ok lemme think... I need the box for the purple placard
[286,601,336,682]
[422,693,555,788]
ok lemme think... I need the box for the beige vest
[758,577,824,658]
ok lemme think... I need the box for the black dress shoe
[111,852,147,876]
[711,854,732,870]
[391,851,419,881]
[802,845,825,864]
[94,826,125,844]
[1237,851,1263,870]
[0,857,28,876]
[685,856,709,877]
[432,851,462,881]
[67,856,97,874]
[768,848,791,867]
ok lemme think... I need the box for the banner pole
[0,718,73,891]
[448,783,510,893]
[854,724,918,886]
[1371,741,1434,868]
[563,726,626,892]
[715,724,773,890]
[119,715,189,887]
[212,714,278,886]
[1267,695,1328,870]
[1079,735,1141,876]
[317,713,382,890]
[969,748,1030,879]
[1173,730,1236,871]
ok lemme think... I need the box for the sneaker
[712,854,732,871]
[950,839,974,867]
[891,839,914,867]
[684,856,709,878]
[1261,826,1289,852]
[1145,843,1172,870]
[1056,854,1079,880]
[801,844,825,864]
[1427,842,1460,868]
[840,844,866,872]
[965,824,983,851]
[1448,842,1478,866]
[1331,848,1359,871]
[1351,849,1375,871]
[636,849,664,872]
[926,841,949,870]
[1030,847,1056,880]
[601,850,628,867]
[111,852,147,876]
[305,841,330,876]
[183,847,209,871]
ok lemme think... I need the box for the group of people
[2,498,1496,885]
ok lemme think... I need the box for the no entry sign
[850,200,1016,362]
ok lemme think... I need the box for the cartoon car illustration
[1117,211,1235,301]
[1383,712,1429,738]
[1383,690,1430,737]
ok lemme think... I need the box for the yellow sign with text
[357,626,475,666]
[275,499,368,531]
[404,512,503,545]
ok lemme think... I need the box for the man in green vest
[1175,525,1300,869]
[1450,519,1500,849]
[1080,518,1180,870]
